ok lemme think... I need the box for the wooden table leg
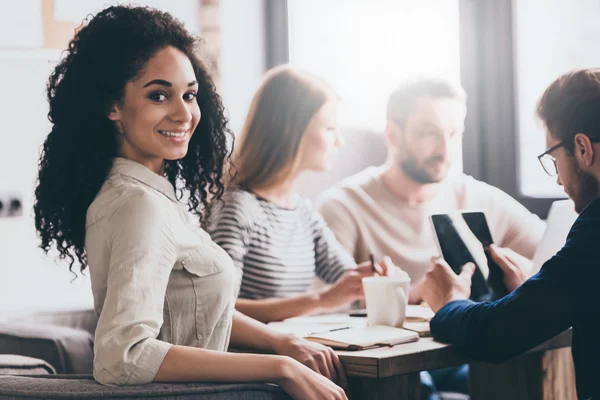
[469,348,576,400]
[348,372,421,400]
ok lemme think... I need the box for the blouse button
[181,261,186,266]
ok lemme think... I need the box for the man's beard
[397,151,448,184]
[572,165,599,213]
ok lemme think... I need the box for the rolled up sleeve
[93,191,177,385]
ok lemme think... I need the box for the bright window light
[288,0,460,131]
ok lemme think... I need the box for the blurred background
[0,0,598,315]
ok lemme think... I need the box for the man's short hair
[386,77,466,126]
[537,68,600,153]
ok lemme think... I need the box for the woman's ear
[107,103,121,121]
[107,103,125,136]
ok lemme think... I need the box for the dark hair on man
[386,77,466,126]
[536,68,600,153]
[34,5,233,273]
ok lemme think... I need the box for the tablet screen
[430,212,507,301]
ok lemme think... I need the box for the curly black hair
[34,5,233,273]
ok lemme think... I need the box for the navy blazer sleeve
[429,201,600,364]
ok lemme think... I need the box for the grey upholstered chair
[0,374,291,400]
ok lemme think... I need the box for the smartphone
[429,211,508,301]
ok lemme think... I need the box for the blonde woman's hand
[319,268,368,309]
[273,334,346,387]
[319,257,392,309]
[277,358,348,400]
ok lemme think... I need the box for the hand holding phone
[429,211,508,301]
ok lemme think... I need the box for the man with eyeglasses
[317,77,545,397]
[422,69,600,400]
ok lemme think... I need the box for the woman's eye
[149,92,167,102]
[184,92,197,101]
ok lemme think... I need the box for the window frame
[264,0,289,68]
[459,0,559,218]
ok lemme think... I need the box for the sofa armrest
[0,322,93,374]
[0,354,56,375]
[0,375,291,399]
[6,308,98,336]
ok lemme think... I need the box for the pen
[369,252,377,274]
[309,326,352,335]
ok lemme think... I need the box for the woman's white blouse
[85,158,238,385]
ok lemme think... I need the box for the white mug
[362,276,411,328]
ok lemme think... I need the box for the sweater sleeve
[206,190,255,284]
[310,201,356,284]
[465,177,545,259]
[316,192,361,259]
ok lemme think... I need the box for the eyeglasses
[537,136,600,176]
[537,142,563,177]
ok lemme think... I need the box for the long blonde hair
[232,65,336,189]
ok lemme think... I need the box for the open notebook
[347,305,434,337]
[403,304,433,337]
[305,325,419,350]
[350,304,434,322]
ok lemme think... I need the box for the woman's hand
[318,269,365,309]
[277,357,348,400]
[319,256,392,310]
[489,244,531,292]
[273,334,346,387]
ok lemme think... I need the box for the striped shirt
[207,187,355,300]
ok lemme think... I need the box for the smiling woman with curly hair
[35,8,230,272]
[32,5,347,399]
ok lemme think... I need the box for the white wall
[0,50,81,316]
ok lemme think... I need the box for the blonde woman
[208,66,389,324]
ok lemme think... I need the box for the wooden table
[337,329,576,400]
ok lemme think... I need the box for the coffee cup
[362,275,411,328]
